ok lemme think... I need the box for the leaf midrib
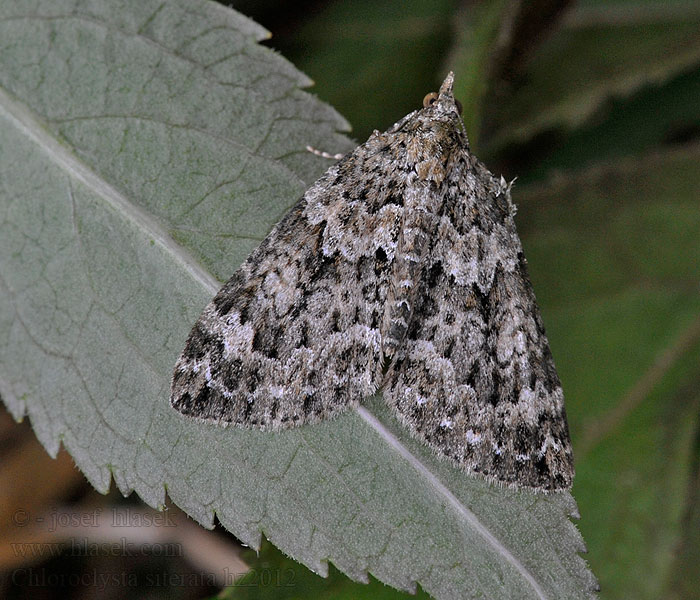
[0,83,221,294]
[357,407,547,599]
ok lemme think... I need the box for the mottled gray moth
[171,72,574,491]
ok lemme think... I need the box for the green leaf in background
[267,0,576,152]
[447,0,575,150]
[666,413,700,600]
[484,0,700,157]
[516,144,700,600]
[268,0,457,143]
[444,0,515,150]
[521,67,700,181]
[0,1,597,600]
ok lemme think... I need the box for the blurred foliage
[225,0,700,599]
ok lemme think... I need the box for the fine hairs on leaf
[0,1,597,599]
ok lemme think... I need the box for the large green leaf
[0,1,596,598]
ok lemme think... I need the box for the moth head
[422,72,463,118]
[379,72,470,178]
[423,72,463,116]
[410,72,469,160]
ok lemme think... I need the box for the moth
[171,72,574,491]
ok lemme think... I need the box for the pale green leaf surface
[0,1,596,599]
[227,537,433,599]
